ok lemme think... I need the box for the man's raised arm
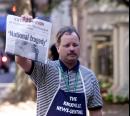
[15,56,32,73]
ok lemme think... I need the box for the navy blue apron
[46,68,87,116]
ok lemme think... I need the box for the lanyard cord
[60,67,79,92]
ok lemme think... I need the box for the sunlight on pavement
[0,101,36,116]
[103,111,118,116]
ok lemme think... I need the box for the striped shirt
[27,60,103,116]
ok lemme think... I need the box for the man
[16,16,103,116]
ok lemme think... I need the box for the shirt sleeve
[87,74,103,111]
[26,61,49,87]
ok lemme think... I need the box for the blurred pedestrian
[48,44,59,60]
[16,16,103,116]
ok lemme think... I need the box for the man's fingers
[21,15,33,22]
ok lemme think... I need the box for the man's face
[57,32,80,63]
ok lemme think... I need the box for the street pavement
[0,101,129,116]
[0,72,15,83]
[0,72,15,102]
[103,103,129,116]
[0,84,14,101]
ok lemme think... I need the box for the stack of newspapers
[5,15,52,63]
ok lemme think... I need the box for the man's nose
[69,45,75,51]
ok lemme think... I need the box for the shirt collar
[59,59,80,72]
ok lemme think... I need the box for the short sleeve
[26,61,48,87]
[87,75,103,111]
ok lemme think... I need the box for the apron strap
[79,70,88,111]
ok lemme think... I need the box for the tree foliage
[48,0,63,12]
[31,0,63,16]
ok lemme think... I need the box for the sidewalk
[0,101,36,116]
[0,101,129,116]
[103,103,129,116]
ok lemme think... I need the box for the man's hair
[56,26,80,44]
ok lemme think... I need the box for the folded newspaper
[5,15,52,63]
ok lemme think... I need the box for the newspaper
[5,15,52,63]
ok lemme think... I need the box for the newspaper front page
[5,15,52,63]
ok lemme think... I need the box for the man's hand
[21,15,33,22]
[89,109,103,116]
[15,55,32,73]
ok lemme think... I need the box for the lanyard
[59,67,79,92]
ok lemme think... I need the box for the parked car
[0,51,9,73]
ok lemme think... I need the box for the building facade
[79,2,129,98]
